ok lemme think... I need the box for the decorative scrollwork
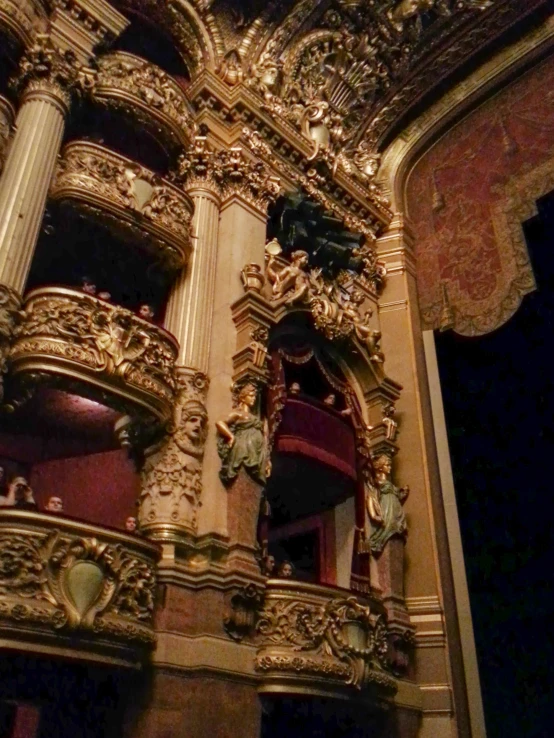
[0,516,158,648]
[256,587,394,692]
[9,287,178,422]
[51,142,193,270]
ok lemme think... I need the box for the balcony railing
[255,580,397,699]
[93,52,196,153]
[50,141,194,271]
[0,509,160,667]
[8,286,179,425]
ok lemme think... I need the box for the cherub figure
[266,250,312,306]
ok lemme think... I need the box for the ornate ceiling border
[380,14,554,211]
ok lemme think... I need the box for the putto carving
[256,587,395,692]
[140,370,209,535]
[14,32,81,102]
[0,285,22,403]
[0,522,157,644]
[216,381,270,486]
[264,243,385,355]
[51,142,193,270]
[361,454,409,555]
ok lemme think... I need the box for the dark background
[435,191,554,737]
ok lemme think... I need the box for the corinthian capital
[217,147,281,211]
[174,134,223,195]
[13,33,81,105]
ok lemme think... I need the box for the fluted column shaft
[164,185,221,371]
[0,84,68,294]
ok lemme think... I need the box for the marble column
[164,184,221,373]
[139,180,221,541]
[0,80,69,294]
[0,39,77,401]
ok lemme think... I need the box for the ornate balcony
[8,286,179,426]
[93,52,196,154]
[255,580,397,700]
[0,509,160,667]
[50,142,194,271]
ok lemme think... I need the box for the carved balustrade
[93,52,196,154]
[0,509,160,666]
[255,580,397,700]
[50,141,194,271]
[8,286,179,425]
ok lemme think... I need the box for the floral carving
[0,520,157,646]
[9,287,178,417]
[256,589,394,691]
[140,370,209,535]
[51,142,193,270]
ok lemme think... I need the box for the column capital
[174,136,281,214]
[12,33,84,110]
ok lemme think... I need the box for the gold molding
[51,141,194,271]
[8,285,179,425]
[0,509,159,665]
[92,51,197,154]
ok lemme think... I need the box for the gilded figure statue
[368,455,409,554]
[266,249,312,305]
[216,382,269,486]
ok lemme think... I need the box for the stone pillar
[164,183,221,373]
[201,191,269,542]
[0,35,79,401]
[140,139,221,541]
[377,213,467,737]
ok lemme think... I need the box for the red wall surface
[30,449,140,530]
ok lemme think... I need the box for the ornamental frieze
[255,583,395,693]
[92,52,197,151]
[51,142,193,269]
[0,512,159,651]
[9,287,178,422]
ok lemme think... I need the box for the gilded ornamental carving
[8,286,178,424]
[51,141,194,270]
[13,32,82,103]
[0,285,22,403]
[256,581,396,695]
[0,510,159,656]
[92,52,197,152]
[361,454,409,556]
[140,370,209,537]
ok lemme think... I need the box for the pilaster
[376,213,465,736]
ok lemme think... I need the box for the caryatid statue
[140,393,208,535]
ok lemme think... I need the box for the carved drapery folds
[0,510,159,660]
[8,286,178,425]
[51,141,194,270]
[255,581,396,697]
[140,369,209,538]
[361,453,409,556]
[91,52,197,153]
[216,380,270,486]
